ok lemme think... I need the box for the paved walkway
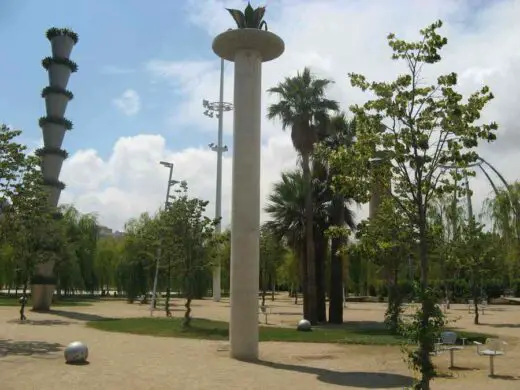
[1,300,519,389]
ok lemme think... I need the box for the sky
[1,0,520,231]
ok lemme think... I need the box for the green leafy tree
[327,21,497,388]
[484,182,520,281]
[121,213,159,303]
[276,249,300,303]
[320,113,357,324]
[160,182,215,327]
[259,224,286,306]
[427,194,466,305]
[2,156,63,319]
[267,68,339,324]
[357,197,414,332]
[58,205,99,293]
[95,236,123,294]
[454,220,499,324]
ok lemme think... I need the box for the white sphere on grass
[297,319,312,332]
[64,341,88,364]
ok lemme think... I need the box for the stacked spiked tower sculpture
[32,28,78,311]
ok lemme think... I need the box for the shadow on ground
[490,374,520,380]
[482,323,520,328]
[46,309,110,322]
[313,321,387,331]
[252,360,413,388]
[7,318,73,326]
[0,339,63,357]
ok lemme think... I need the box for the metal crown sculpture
[226,2,268,30]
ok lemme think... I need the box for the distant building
[97,225,124,239]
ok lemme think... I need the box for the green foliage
[484,182,520,280]
[39,116,73,130]
[260,224,286,304]
[42,56,79,72]
[268,67,340,323]
[46,27,79,44]
[35,147,69,159]
[0,137,64,318]
[41,86,74,100]
[42,178,66,190]
[226,2,268,30]
[326,20,498,389]
[399,284,447,388]
[160,182,216,327]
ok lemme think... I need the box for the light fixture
[160,161,173,168]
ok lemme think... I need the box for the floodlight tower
[202,58,233,302]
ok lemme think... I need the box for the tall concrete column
[33,27,78,311]
[213,29,284,361]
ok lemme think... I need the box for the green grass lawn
[0,296,93,307]
[86,317,492,346]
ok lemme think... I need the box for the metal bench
[437,331,463,368]
[474,338,507,376]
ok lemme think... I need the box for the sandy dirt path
[1,298,519,389]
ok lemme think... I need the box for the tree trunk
[329,194,345,324]
[473,299,479,325]
[386,264,401,333]
[298,238,309,318]
[315,229,327,323]
[261,272,266,307]
[302,152,317,324]
[418,206,434,390]
[472,282,480,325]
[183,297,192,328]
[165,260,172,317]
[271,275,275,301]
[20,278,28,321]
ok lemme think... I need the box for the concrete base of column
[31,284,55,311]
[32,261,56,311]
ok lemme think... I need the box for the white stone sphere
[297,319,312,332]
[64,341,88,364]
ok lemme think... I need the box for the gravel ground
[1,298,519,389]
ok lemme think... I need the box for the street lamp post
[150,161,178,316]
[203,58,233,302]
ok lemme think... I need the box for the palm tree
[321,114,357,323]
[265,170,306,296]
[267,67,339,323]
[265,168,355,321]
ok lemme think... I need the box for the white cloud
[112,89,141,116]
[62,0,520,230]
[60,133,297,230]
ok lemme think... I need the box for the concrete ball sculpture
[64,341,88,364]
[297,319,312,332]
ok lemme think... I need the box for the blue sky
[0,0,227,159]
[1,0,518,231]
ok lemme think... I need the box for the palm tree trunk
[302,152,318,324]
[315,229,327,323]
[298,240,308,318]
[329,194,345,324]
